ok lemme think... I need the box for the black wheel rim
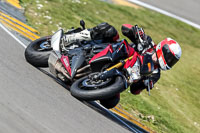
[80,73,112,90]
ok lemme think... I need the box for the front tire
[25,36,52,67]
[70,72,125,101]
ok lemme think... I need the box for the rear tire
[25,36,52,67]
[70,73,125,101]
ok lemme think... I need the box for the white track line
[0,23,27,48]
[128,0,200,29]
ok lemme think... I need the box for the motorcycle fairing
[89,44,113,64]
[123,39,135,57]
[61,55,71,76]
[71,52,85,78]
[124,52,139,69]
[51,29,63,58]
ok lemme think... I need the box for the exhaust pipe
[77,65,90,73]
[48,52,72,81]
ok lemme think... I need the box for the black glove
[121,24,145,44]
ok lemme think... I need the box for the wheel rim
[81,73,112,89]
[37,41,52,51]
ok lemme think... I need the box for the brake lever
[135,25,144,44]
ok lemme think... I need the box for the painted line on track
[6,0,22,9]
[128,0,200,29]
[0,11,40,40]
[0,22,26,48]
[112,0,140,8]
[0,19,38,41]
[0,12,39,34]
[111,106,154,133]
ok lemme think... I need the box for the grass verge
[20,0,200,132]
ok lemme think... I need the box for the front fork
[103,55,135,89]
[98,55,134,90]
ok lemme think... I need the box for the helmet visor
[162,44,179,68]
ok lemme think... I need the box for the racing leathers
[63,22,119,46]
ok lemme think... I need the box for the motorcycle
[70,42,155,100]
[24,20,154,107]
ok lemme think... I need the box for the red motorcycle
[25,21,154,107]
[70,40,155,100]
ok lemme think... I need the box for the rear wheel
[25,36,52,67]
[70,72,125,101]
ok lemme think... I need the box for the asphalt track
[134,0,200,25]
[0,26,132,133]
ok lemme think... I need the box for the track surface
[138,0,200,25]
[0,26,131,133]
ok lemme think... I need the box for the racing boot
[63,29,91,46]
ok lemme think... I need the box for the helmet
[156,38,182,70]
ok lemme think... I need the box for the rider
[120,24,181,95]
[63,22,182,108]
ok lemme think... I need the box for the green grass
[20,0,200,132]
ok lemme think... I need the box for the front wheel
[70,72,125,101]
[25,36,52,67]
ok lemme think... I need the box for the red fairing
[138,55,144,65]
[61,55,71,76]
[123,40,135,57]
[123,40,142,69]
[89,44,113,64]
[124,52,138,69]
[122,24,133,29]
[124,51,145,69]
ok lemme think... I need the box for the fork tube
[106,56,134,71]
